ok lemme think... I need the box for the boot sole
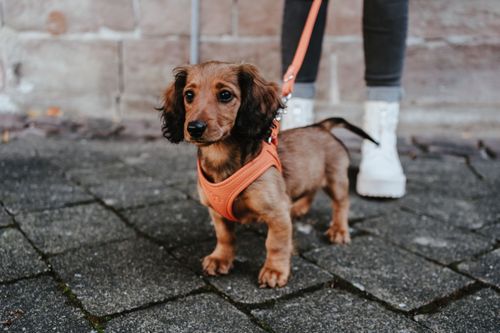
[356,175,406,198]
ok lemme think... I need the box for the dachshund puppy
[160,61,375,288]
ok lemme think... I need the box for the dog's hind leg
[323,167,351,244]
[290,192,315,219]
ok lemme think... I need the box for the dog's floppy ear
[159,67,188,143]
[233,64,284,141]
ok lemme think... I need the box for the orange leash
[281,0,323,98]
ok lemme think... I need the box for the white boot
[280,97,315,130]
[356,101,406,198]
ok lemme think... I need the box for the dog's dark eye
[185,90,195,103]
[218,90,233,103]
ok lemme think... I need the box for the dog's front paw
[325,226,351,245]
[258,264,290,288]
[202,255,233,276]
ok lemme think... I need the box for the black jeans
[281,0,408,87]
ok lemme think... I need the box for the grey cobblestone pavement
[0,134,499,332]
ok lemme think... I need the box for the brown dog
[160,61,376,288]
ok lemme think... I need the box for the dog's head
[160,61,283,146]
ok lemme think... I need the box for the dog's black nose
[187,121,207,138]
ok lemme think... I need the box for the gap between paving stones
[177,225,470,331]
[2,215,103,331]
[96,287,213,328]
[357,208,498,267]
[409,282,486,316]
[293,251,490,331]
[350,209,499,295]
[81,196,414,333]
[451,258,500,293]
[5,199,99,216]
[65,163,193,213]
[58,179,493,330]
[3,137,497,332]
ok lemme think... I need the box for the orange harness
[197,137,282,221]
[197,0,322,221]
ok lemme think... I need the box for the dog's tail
[317,117,378,145]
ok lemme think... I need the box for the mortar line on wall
[116,41,125,120]
[118,41,125,94]
[15,30,145,41]
[0,0,4,27]
[232,0,239,37]
[132,0,142,32]
[200,35,279,43]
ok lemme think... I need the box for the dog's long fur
[160,61,374,288]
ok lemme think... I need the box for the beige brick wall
[0,0,499,129]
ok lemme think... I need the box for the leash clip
[283,73,295,83]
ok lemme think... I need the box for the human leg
[356,0,409,198]
[280,0,329,129]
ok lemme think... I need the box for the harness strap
[197,142,282,221]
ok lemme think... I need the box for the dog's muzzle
[187,121,207,139]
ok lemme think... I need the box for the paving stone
[253,288,426,333]
[0,276,91,332]
[129,144,198,186]
[288,191,400,253]
[74,140,169,167]
[291,220,365,254]
[414,288,500,333]
[0,149,93,214]
[292,221,332,253]
[0,155,58,181]
[67,163,146,187]
[50,238,204,316]
[0,208,12,227]
[0,137,38,158]
[171,232,332,305]
[0,176,93,215]
[477,222,500,242]
[457,249,500,288]
[402,156,490,199]
[121,200,212,247]
[88,178,187,210]
[0,228,47,282]
[311,191,400,225]
[413,135,480,158]
[480,138,500,158]
[20,138,122,171]
[106,293,264,333]
[470,160,500,190]
[402,193,500,230]
[16,204,135,255]
[357,210,495,265]
[303,236,472,311]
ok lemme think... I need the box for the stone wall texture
[0,0,499,130]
